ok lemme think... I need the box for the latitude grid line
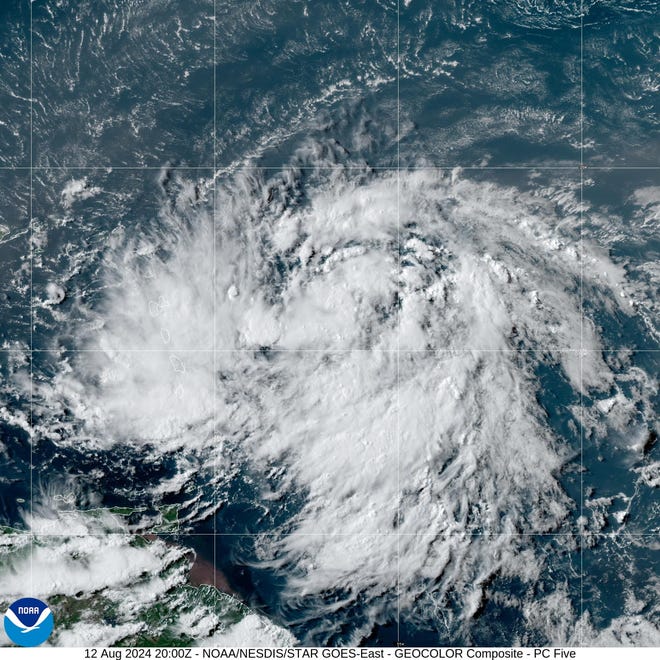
[5,532,659,538]
[4,348,660,353]
[9,0,658,646]
[3,165,660,170]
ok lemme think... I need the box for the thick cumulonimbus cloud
[21,165,657,642]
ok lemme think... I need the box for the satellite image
[0,0,658,649]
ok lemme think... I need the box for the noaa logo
[3,598,54,647]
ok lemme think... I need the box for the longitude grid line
[396,0,401,646]
[579,1,584,647]
[29,0,34,598]
[213,0,218,601]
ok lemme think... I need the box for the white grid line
[3,531,657,538]
[213,0,218,602]
[3,348,659,353]
[579,1,585,646]
[29,0,34,599]
[396,0,401,645]
[3,165,660,171]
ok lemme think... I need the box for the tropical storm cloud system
[0,0,658,649]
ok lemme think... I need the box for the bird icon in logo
[4,607,52,633]
[3,598,54,647]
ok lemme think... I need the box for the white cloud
[16,166,657,643]
[0,513,294,647]
[60,178,101,209]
